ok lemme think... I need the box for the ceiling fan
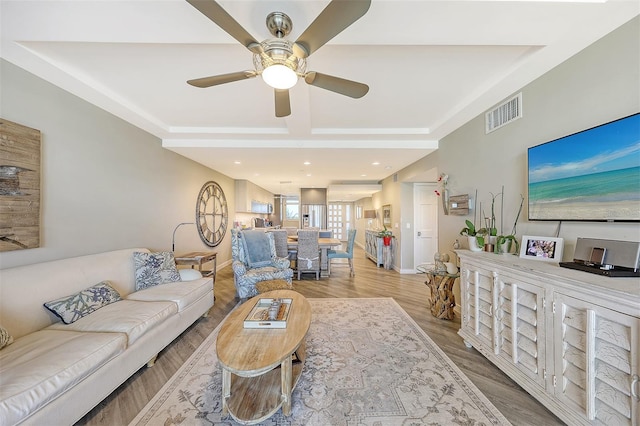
[186,0,371,117]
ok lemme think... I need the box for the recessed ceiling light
[372,162,380,166]
[306,174,312,177]
[303,161,311,165]
[361,174,367,177]
[234,161,241,164]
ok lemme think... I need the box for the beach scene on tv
[528,114,640,221]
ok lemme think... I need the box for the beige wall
[353,196,375,248]
[392,17,640,274]
[0,59,234,270]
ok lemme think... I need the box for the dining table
[287,236,342,278]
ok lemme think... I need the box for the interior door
[414,183,438,270]
[328,203,351,240]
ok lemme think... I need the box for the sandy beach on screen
[530,199,640,220]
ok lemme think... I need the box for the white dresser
[457,250,639,426]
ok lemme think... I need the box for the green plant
[460,219,487,247]
[459,220,477,237]
[496,235,520,253]
[474,228,489,247]
[496,194,525,254]
[477,192,500,239]
[378,225,392,237]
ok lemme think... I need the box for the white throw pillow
[179,268,203,281]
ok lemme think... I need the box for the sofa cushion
[47,300,177,345]
[0,329,126,426]
[126,279,212,312]
[0,326,13,349]
[43,281,122,324]
[133,251,181,291]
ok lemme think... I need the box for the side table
[175,251,217,281]
[382,242,393,270]
[425,271,459,320]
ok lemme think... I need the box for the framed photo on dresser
[519,236,564,262]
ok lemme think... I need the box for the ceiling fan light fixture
[262,64,298,89]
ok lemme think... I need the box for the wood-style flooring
[76,245,565,426]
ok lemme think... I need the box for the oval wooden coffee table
[216,290,311,424]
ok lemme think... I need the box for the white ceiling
[2,0,638,201]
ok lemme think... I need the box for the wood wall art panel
[0,118,41,251]
[449,194,470,216]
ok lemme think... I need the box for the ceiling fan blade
[293,0,371,58]
[304,72,369,98]
[186,0,263,54]
[274,89,291,117]
[187,71,256,88]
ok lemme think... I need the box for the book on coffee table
[244,298,293,329]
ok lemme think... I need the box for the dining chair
[327,229,357,277]
[270,229,298,269]
[284,227,298,237]
[269,229,289,258]
[296,229,320,280]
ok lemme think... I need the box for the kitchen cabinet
[235,180,273,214]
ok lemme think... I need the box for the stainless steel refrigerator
[301,204,326,229]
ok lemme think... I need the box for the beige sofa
[0,248,214,425]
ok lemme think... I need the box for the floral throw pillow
[44,281,122,324]
[0,326,13,350]
[133,251,181,291]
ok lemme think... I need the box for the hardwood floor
[77,245,565,426]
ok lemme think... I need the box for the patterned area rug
[130,298,511,425]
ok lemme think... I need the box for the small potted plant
[496,194,524,255]
[378,226,393,246]
[459,219,483,252]
[475,192,500,251]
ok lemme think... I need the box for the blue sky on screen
[528,114,640,183]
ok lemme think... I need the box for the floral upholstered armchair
[231,229,294,298]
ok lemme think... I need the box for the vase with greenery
[378,226,393,246]
[459,220,483,251]
[496,194,524,255]
[474,192,501,251]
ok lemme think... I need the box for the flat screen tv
[527,113,640,222]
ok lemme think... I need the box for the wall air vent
[485,92,523,134]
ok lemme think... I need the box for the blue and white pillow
[44,281,122,324]
[134,251,181,291]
